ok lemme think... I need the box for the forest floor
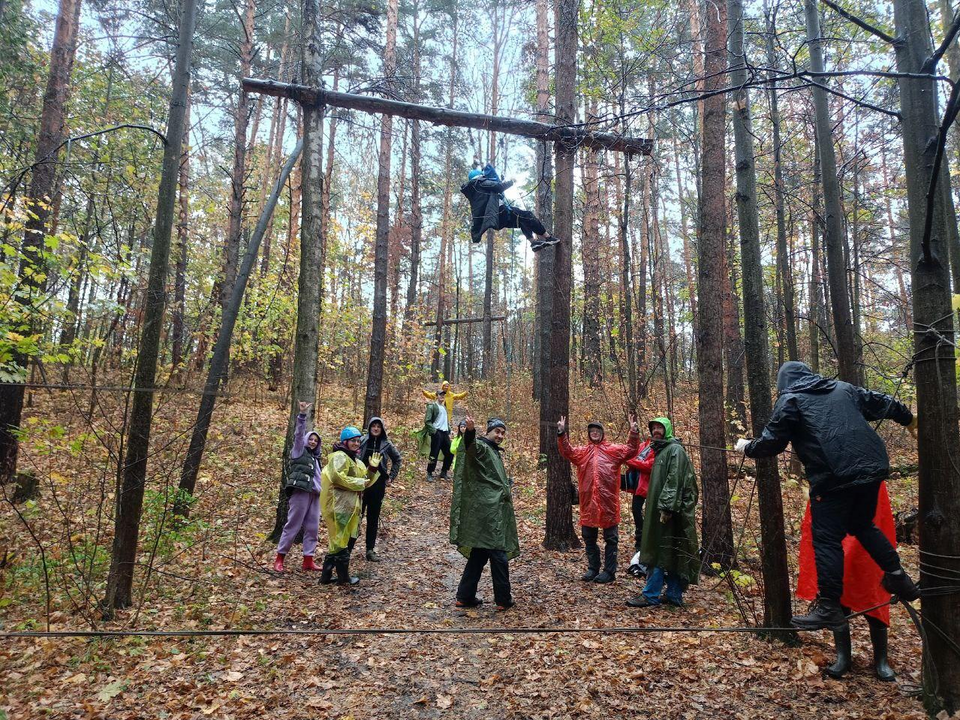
[0,375,930,719]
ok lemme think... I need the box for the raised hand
[557,415,566,434]
[298,401,312,414]
[465,415,475,432]
[628,412,639,433]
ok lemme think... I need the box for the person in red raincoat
[797,481,898,680]
[625,435,657,553]
[558,413,640,583]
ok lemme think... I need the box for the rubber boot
[319,556,335,585]
[336,556,359,586]
[824,628,852,679]
[868,617,896,681]
[273,554,285,572]
[302,556,321,572]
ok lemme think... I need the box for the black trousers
[324,536,357,580]
[427,429,452,477]
[631,495,646,551]
[497,206,547,240]
[457,548,512,606]
[362,474,386,551]
[582,525,619,574]
[810,481,901,602]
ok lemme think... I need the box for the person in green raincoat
[627,417,700,608]
[319,426,378,586]
[450,415,519,610]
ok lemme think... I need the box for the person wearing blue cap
[460,164,559,252]
[319,425,379,585]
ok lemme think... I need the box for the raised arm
[744,395,798,458]
[422,389,438,401]
[290,401,312,457]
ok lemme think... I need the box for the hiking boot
[791,599,849,632]
[531,240,546,252]
[881,569,920,602]
[533,236,560,251]
[662,596,684,608]
[273,554,285,573]
[581,569,599,582]
[626,595,659,608]
[426,472,435,482]
[365,549,380,562]
[593,571,615,584]
[455,597,483,608]
[438,473,449,481]
[496,600,515,611]
[301,556,321,572]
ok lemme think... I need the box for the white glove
[734,438,750,454]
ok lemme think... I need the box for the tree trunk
[404,2,423,320]
[804,0,859,383]
[269,0,325,543]
[723,218,747,436]
[621,149,637,408]
[0,0,81,482]
[729,0,794,637]
[542,0,578,551]
[103,0,198,610]
[364,0,399,423]
[581,139,603,386]
[892,0,960,709]
[172,87,191,370]
[534,0,553,413]
[697,0,734,570]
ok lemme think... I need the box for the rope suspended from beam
[241,78,653,156]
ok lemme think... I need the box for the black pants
[362,475,386,551]
[810,481,901,602]
[631,495,646,551]
[427,430,452,477]
[457,548,512,606]
[324,536,357,581]
[496,206,547,240]
[582,525,619,574]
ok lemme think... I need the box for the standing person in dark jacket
[735,361,920,631]
[358,417,402,562]
[460,164,559,252]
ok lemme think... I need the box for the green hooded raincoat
[449,432,520,560]
[639,417,700,585]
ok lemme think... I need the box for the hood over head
[587,421,605,442]
[776,361,837,395]
[366,416,388,438]
[302,429,322,457]
[648,417,673,440]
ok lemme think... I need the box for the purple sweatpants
[277,490,320,557]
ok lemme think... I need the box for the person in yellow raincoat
[320,426,378,585]
[422,380,467,418]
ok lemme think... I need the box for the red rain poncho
[559,428,640,528]
[796,481,895,625]
[625,439,656,498]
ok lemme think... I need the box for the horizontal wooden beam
[242,78,653,156]
[423,316,507,327]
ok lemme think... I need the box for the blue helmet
[468,169,482,180]
[340,426,362,442]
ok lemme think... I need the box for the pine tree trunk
[364,0,399,422]
[534,0,553,415]
[581,138,603,386]
[697,0,734,569]
[103,0,198,610]
[172,87,190,371]
[891,0,960,708]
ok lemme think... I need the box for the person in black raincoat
[358,416,402,562]
[735,361,920,631]
[460,164,559,252]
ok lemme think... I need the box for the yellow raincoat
[421,387,467,418]
[320,449,377,553]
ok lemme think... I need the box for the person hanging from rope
[422,380,467,419]
[450,416,519,611]
[627,417,700,608]
[796,480,899,680]
[734,361,920,631]
[461,163,559,252]
[357,416,402,562]
[319,426,379,586]
[274,401,323,573]
[558,413,640,584]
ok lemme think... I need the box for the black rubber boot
[593,570,615,584]
[581,569,599,582]
[791,599,849,632]
[319,556,335,585]
[335,557,359,586]
[868,617,896,681]
[881,569,920,602]
[824,628,852,679]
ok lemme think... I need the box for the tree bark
[404,0,424,320]
[103,0,198,610]
[542,0,578,551]
[581,139,603,386]
[804,0,859,383]
[729,0,794,637]
[364,0,399,423]
[697,0,734,570]
[0,0,81,482]
[892,0,960,709]
[172,86,190,370]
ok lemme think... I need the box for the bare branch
[820,0,896,45]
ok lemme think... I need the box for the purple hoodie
[291,413,323,493]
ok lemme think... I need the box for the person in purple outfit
[274,401,323,572]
